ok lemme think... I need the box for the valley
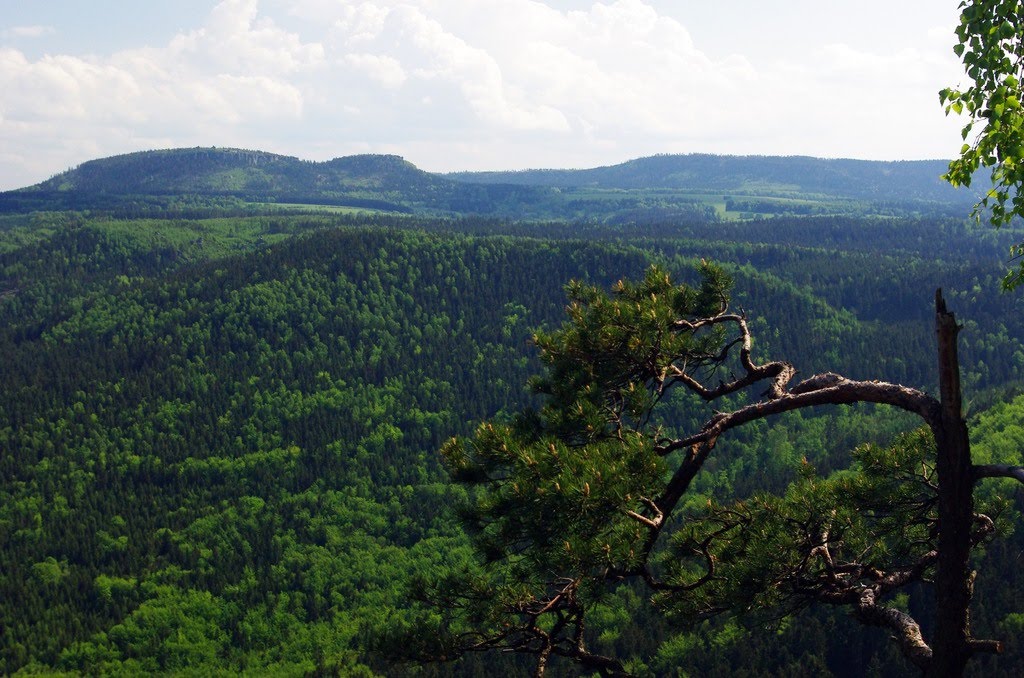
[1,149,1023,675]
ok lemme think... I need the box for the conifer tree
[427,264,1022,676]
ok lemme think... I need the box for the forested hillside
[0,148,560,219]
[0,201,1023,675]
[448,154,980,206]
[0,148,984,222]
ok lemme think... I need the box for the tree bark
[927,290,975,677]
[852,588,933,671]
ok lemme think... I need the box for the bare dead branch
[625,496,664,530]
[852,588,933,671]
[973,464,1024,485]
[660,377,938,457]
[967,639,1004,654]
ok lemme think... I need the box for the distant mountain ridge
[1,147,980,219]
[1,147,567,216]
[448,154,969,203]
[24,147,452,206]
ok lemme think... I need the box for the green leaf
[944,0,1024,285]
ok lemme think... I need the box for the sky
[0,0,969,191]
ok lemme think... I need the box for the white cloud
[331,3,391,45]
[296,0,748,143]
[168,0,324,75]
[343,53,407,89]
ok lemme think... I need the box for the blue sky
[0,0,966,190]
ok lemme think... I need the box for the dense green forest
[1,148,1024,675]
